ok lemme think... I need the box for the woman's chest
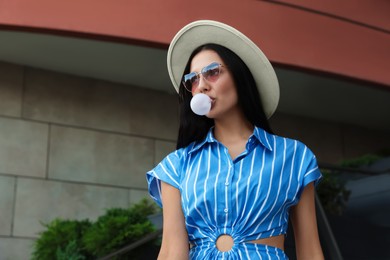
[179,150,299,218]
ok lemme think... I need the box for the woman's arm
[158,181,189,260]
[290,183,324,260]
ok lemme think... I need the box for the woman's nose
[196,77,210,93]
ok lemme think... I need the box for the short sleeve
[296,144,323,200]
[303,154,322,188]
[146,149,183,208]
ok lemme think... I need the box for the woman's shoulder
[263,130,314,155]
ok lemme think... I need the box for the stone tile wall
[0,60,389,259]
[270,112,390,164]
[0,61,177,259]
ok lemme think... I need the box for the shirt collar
[188,126,273,154]
[252,126,273,151]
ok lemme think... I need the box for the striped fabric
[147,126,322,259]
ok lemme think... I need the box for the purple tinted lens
[183,72,199,90]
[202,63,220,81]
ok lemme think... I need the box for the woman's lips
[210,98,215,108]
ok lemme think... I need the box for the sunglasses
[182,62,223,92]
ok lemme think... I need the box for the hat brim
[167,20,279,118]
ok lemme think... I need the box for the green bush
[56,240,87,260]
[32,199,159,260]
[317,171,350,215]
[318,152,388,215]
[340,153,383,168]
[82,199,158,258]
[31,219,92,260]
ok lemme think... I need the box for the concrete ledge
[0,62,23,118]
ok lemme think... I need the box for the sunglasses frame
[182,62,223,92]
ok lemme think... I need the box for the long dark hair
[176,44,273,149]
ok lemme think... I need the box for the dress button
[224,208,228,213]
[225,182,229,186]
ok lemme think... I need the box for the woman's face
[189,50,239,119]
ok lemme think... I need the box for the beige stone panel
[0,62,23,117]
[49,125,153,188]
[270,112,344,164]
[154,140,176,165]
[0,117,48,177]
[0,176,15,236]
[23,68,130,133]
[129,87,179,140]
[13,178,129,238]
[0,237,34,260]
[342,125,390,160]
[129,189,152,205]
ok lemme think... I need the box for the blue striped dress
[147,127,322,259]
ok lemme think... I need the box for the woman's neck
[213,116,254,145]
[213,112,254,160]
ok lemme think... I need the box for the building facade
[0,0,389,258]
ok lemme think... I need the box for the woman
[147,20,324,259]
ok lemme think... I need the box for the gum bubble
[190,93,211,116]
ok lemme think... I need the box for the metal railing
[315,194,343,260]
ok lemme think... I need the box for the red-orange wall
[274,0,390,30]
[0,0,389,87]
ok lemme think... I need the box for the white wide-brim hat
[167,20,280,118]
